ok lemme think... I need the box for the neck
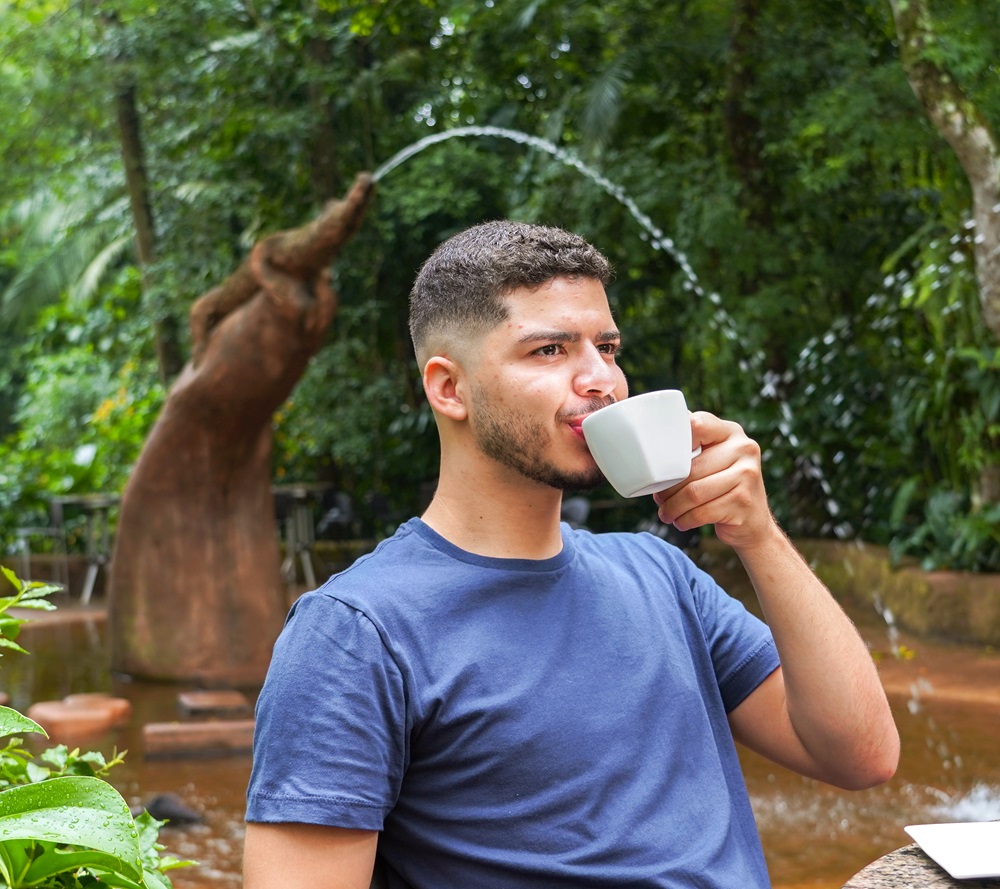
[421,460,566,560]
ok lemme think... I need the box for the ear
[423,356,468,421]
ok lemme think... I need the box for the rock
[130,792,203,825]
[27,693,131,740]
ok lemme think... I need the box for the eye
[597,342,621,357]
[534,343,563,357]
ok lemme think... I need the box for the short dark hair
[409,220,612,362]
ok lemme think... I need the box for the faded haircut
[408,220,612,364]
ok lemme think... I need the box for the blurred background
[1,0,997,571]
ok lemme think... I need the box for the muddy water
[5,595,1000,889]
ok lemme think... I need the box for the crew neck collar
[406,517,576,573]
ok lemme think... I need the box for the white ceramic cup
[581,389,701,498]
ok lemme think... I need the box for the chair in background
[12,504,69,589]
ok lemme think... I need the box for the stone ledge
[795,539,1000,649]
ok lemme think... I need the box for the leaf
[0,775,143,881]
[20,843,144,887]
[19,581,62,600]
[0,837,26,886]
[0,567,22,595]
[6,599,57,612]
[0,637,28,655]
[0,706,46,740]
[25,762,50,783]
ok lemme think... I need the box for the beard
[470,386,609,492]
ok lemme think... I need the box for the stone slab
[142,719,255,758]
[176,690,251,715]
[27,693,132,740]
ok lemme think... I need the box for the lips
[567,398,616,435]
[567,413,596,438]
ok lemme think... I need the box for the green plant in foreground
[0,565,192,888]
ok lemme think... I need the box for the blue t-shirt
[247,518,779,888]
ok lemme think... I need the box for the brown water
[4,596,1000,889]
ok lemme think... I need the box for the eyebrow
[516,329,621,345]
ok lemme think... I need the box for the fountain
[374,126,746,344]
[5,129,996,888]
[376,125,850,533]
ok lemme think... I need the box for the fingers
[653,417,771,546]
[656,456,758,531]
[690,410,742,452]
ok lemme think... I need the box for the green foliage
[0,566,191,888]
[0,273,163,550]
[1,0,998,569]
[877,217,1000,570]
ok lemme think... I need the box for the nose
[574,344,620,398]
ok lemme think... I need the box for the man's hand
[652,411,774,551]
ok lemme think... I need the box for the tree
[101,8,185,382]
[890,0,1000,506]
[890,0,1000,343]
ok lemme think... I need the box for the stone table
[843,844,1000,888]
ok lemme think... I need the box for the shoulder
[566,525,698,577]
[305,518,440,606]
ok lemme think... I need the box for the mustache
[585,395,617,412]
[562,396,617,423]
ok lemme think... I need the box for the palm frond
[0,188,130,331]
[69,234,133,305]
[581,54,634,155]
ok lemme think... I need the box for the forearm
[734,522,899,788]
[654,411,899,787]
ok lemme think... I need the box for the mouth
[566,397,616,437]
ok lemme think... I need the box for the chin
[558,470,605,493]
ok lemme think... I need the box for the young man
[244,221,899,889]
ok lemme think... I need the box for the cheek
[614,367,629,400]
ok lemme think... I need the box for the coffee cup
[581,389,700,498]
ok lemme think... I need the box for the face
[465,276,628,492]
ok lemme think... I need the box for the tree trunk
[890,0,1000,343]
[723,0,772,229]
[116,80,156,268]
[108,174,374,685]
[108,17,184,383]
[890,0,1000,510]
[305,3,340,204]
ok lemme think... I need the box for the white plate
[905,822,1000,879]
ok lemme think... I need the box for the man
[244,221,899,889]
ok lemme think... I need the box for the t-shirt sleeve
[245,592,407,829]
[689,566,779,713]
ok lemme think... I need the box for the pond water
[4,586,1000,889]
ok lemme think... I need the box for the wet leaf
[0,775,143,881]
[0,706,45,740]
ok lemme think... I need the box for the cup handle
[691,445,703,458]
